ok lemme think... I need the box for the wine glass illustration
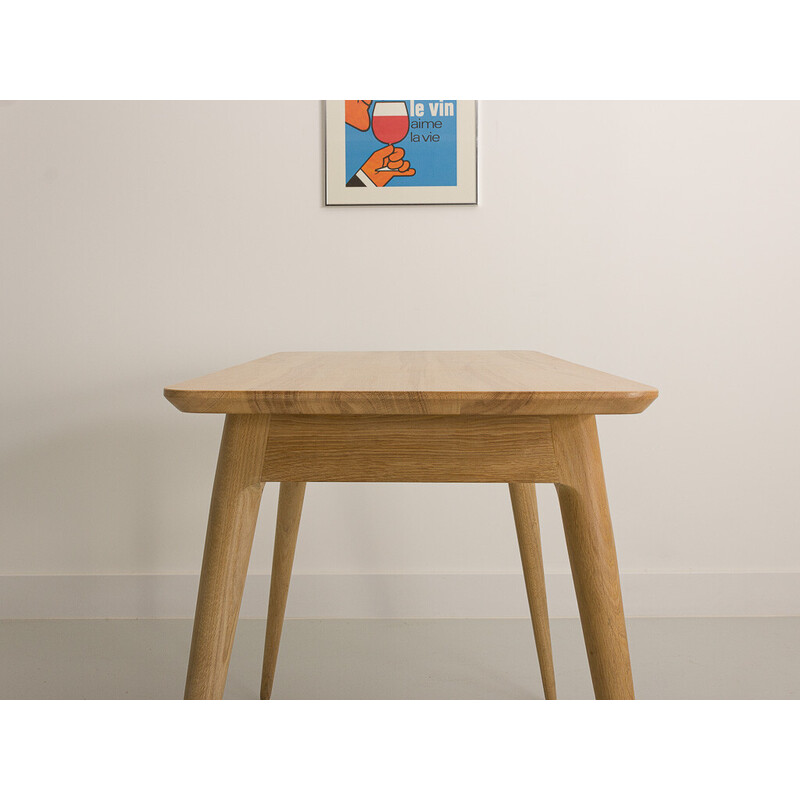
[371,101,410,172]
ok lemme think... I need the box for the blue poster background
[345,100,458,187]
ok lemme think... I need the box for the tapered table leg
[185,414,270,700]
[551,415,635,700]
[508,483,557,700]
[261,481,306,700]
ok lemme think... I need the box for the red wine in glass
[372,101,409,171]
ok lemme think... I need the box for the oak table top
[164,350,658,416]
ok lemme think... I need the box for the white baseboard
[1,572,800,619]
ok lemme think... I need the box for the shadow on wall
[0,412,223,576]
[0,406,510,614]
[0,384,531,620]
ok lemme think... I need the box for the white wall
[2,101,799,616]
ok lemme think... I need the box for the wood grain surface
[509,483,557,700]
[184,414,270,700]
[261,481,306,700]
[551,415,635,699]
[165,351,658,416]
[261,414,559,482]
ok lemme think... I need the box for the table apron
[260,414,560,483]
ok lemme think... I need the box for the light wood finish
[261,481,306,700]
[508,483,557,700]
[551,415,635,700]
[184,414,270,700]
[164,350,658,416]
[169,351,656,700]
[262,415,558,483]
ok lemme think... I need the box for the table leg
[508,483,557,700]
[551,415,635,700]
[261,481,306,700]
[185,414,270,699]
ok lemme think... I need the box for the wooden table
[165,351,657,700]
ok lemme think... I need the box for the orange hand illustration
[344,100,372,131]
[359,145,416,187]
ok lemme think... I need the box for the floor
[1,617,798,699]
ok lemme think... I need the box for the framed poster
[325,100,477,206]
